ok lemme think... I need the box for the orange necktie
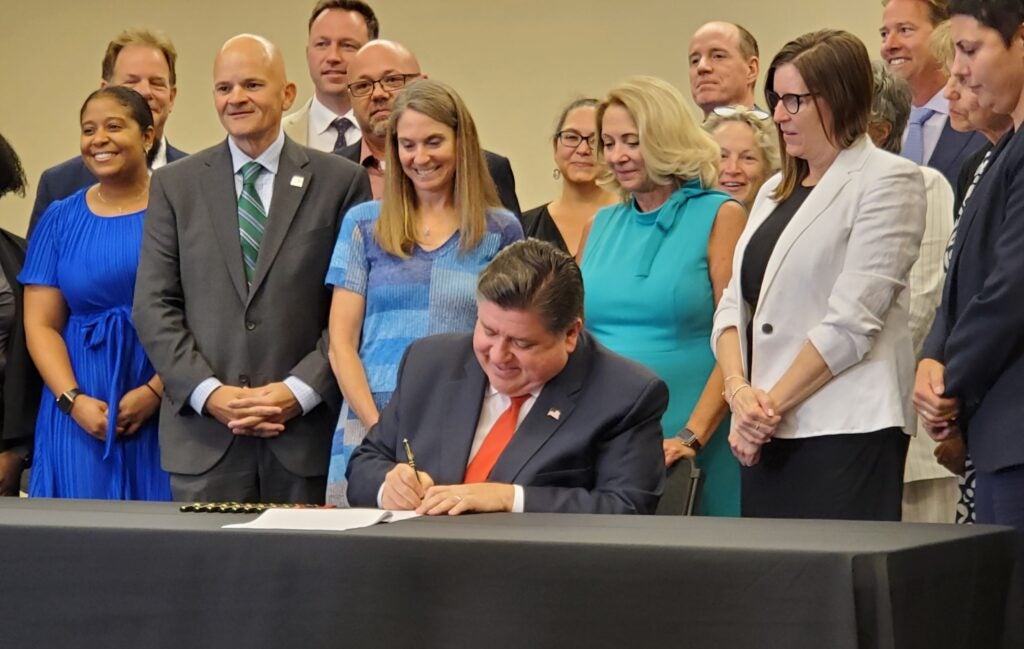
[464,394,530,483]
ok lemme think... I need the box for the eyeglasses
[766,91,816,115]
[347,73,421,97]
[557,130,596,149]
[712,105,771,121]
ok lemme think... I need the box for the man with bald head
[339,39,521,215]
[134,34,371,503]
[688,21,760,116]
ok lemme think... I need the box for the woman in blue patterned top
[325,80,523,505]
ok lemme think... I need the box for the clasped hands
[728,382,780,467]
[206,382,302,437]
[71,383,162,441]
[381,463,514,515]
[913,359,960,442]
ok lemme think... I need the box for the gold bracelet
[723,374,748,385]
[726,384,752,409]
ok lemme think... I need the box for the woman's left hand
[729,429,762,467]
[663,438,696,467]
[116,385,161,436]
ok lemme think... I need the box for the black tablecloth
[0,498,1016,648]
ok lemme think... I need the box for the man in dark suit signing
[335,38,521,217]
[133,34,371,503]
[347,240,667,514]
[29,28,188,235]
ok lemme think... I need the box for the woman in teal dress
[20,87,169,500]
[579,76,747,516]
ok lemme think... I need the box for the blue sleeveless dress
[581,181,740,516]
[19,189,170,500]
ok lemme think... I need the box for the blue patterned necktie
[237,161,266,285]
[332,117,353,153]
[902,106,936,165]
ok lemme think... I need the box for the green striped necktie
[237,161,266,285]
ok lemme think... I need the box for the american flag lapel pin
[547,408,561,420]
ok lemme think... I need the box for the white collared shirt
[150,137,169,171]
[307,96,361,152]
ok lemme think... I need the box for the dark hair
[80,87,157,166]
[950,0,1024,45]
[766,30,872,201]
[308,0,379,39]
[0,134,27,199]
[101,28,177,86]
[476,240,583,334]
[551,97,599,145]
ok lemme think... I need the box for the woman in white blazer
[711,29,926,520]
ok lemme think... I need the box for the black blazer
[347,332,668,513]
[927,120,987,189]
[337,138,521,218]
[921,127,1024,472]
[0,230,42,453]
[28,142,187,235]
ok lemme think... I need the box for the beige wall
[0,0,886,236]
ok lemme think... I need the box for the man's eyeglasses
[766,91,816,115]
[712,105,771,121]
[557,130,596,149]
[347,73,421,97]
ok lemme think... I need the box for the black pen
[402,438,422,486]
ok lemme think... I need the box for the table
[0,498,1016,648]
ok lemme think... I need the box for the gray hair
[870,60,912,154]
[476,240,583,334]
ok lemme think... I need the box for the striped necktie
[237,161,267,285]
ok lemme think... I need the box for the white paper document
[222,508,420,532]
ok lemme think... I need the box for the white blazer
[712,136,926,439]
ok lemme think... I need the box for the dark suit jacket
[0,230,41,454]
[952,140,994,217]
[337,139,521,218]
[28,142,187,236]
[347,331,668,513]
[927,120,986,189]
[133,137,372,477]
[921,127,1024,472]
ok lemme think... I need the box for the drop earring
[553,168,561,180]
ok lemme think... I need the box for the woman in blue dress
[20,87,170,500]
[325,80,522,505]
[579,77,747,516]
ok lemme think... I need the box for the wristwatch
[56,388,83,415]
[677,427,702,453]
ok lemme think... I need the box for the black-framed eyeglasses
[557,130,596,149]
[712,105,771,121]
[766,91,816,115]
[347,73,421,97]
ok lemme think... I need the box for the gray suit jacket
[133,136,372,477]
[347,332,668,513]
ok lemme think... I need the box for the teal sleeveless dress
[581,181,739,516]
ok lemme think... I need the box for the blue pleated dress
[19,189,170,500]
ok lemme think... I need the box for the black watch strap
[56,388,83,415]
[678,427,702,452]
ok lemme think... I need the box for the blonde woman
[325,79,523,505]
[578,76,747,516]
[704,105,781,209]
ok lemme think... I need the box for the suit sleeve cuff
[283,376,323,414]
[190,377,224,415]
[512,484,525,513]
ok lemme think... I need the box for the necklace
[96,184,149,214]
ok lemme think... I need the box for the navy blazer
[346,331,668,514]
[28,141,187,235]
[337,138,522,218]
[921,127,1024,472]
[926,119,986,189]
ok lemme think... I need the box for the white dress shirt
[188,130,322,416]
[307,96,361,152]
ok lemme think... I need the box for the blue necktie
[902,107,936,165]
